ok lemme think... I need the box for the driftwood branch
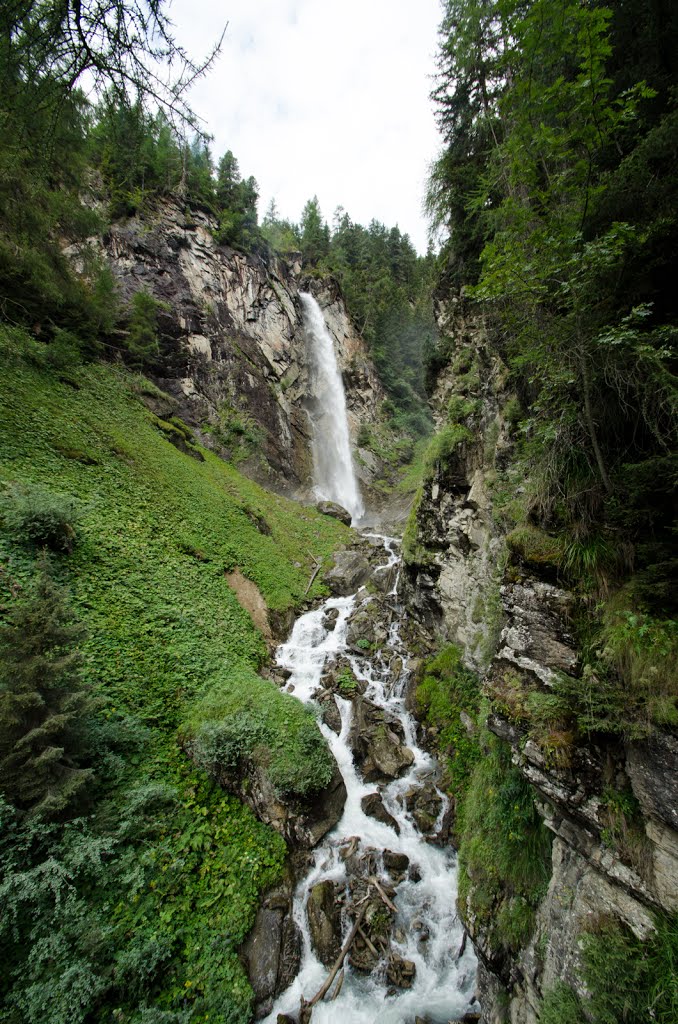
[358,924,379,957]
[303,900,369,1010]
[304,553,322,597]
[368,876,397,913]
[330,968,345,1000]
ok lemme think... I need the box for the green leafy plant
[2,482,80,553]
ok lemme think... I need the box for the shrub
[447,394,479,424]
[2,482,80,553]
[423,423,472,477]
[182,668,335,798]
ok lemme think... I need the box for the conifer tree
[0,556,95,819]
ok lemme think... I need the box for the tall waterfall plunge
[300,293,364,522]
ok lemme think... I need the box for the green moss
[457,731,552,954]
[423,423,472,478]
[415,644,481,795]
[402,486,435,567]
[506,523,564,568]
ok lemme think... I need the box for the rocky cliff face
[402,297,678,1023]
[86,198,382,491]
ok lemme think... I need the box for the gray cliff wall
[84,198,383,491]
[401,297,678,1023]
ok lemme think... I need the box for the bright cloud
[166,0,443,251]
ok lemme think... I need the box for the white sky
[166,0,443,252]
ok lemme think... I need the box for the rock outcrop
[402,295,678,1024]
[82,197,383,489]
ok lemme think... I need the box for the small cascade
[300,292,364,522]
[263,536,477,1024]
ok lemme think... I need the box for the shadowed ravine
[263,536,478,1023]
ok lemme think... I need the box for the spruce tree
[0,556,95,819]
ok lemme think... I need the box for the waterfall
[263,536,478,1024]
[300,292,364,522]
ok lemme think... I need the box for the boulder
[349,697,414,783]
[361,793,400,834]
[242,879,301,1019]
[316,500,352,525]
[317,692,342,734]
[383,850,410,873]
[325,549,372,595]
[362,726,415,782]
[306,880,343,967]
[405,783,443,834]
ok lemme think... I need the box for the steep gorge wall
[81,198,383,492]
[402,297,678,1023]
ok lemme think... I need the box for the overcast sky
[167,0,443,252]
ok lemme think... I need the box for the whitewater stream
[263,536,478,1024]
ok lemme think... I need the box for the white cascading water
[300,292,364,522]
[263,536,478,1024]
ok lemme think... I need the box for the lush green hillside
[0,328,349,1024]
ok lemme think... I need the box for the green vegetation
[182,669,334,798]
[541,914,678,1024]
[423,423,472,478]
[415,645,481,793]
[0,555,97,819]
[0,337,349,1022]
[456,731,553,955]
[425,0,678,737]
[414,647,550,956]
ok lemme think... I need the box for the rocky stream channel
[250,535,478,1024]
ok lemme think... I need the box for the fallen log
[302,899,369,1011]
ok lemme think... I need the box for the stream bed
[263,536,477,1024]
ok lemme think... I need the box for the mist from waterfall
[300,292,364,522]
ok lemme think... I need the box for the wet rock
[361,793,400,834]
[408,863,422,883]
[386,953,416,988]
[316,691,342,733]
[405,783,442,834]
[383,850,410,873]
[325,549,371,595]
[307,880,343,967]
[350,940,381,973]
[350,697,414,782]
[321,659,366,698]
[362,726,414,782]
[322,607,340,630]
[242,878,301,1019]
[316,500,352,525]
[346,600,381,649]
